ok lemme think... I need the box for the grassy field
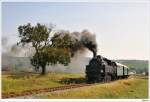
[39,76,148,99]
[2,71,148,99]
[2,71,84,94]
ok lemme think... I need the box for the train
[86,55,129,83]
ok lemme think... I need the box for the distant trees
[129,67,148,75]
[17,23,73,75]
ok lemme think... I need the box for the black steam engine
[86,55,129,83]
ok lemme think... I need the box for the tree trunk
[41,65,46,75]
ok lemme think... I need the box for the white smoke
[45,50,90,73]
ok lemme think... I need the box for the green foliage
[46,48,70,66]
[18,23,50,48]
[51,31,79,56]
[51,31,75,48]
[18,23,73,75]
[18,23,52,74]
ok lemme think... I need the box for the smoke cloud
[45,29,97,73]
[2,37,34,57]
[46,50,90,73]
[80,30,97,57]
[56,30,97,57]
[2,37,8,46]
[2,29,97,73]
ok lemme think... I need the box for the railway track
[2,83,94,98]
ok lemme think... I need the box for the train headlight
[101,69,104,73]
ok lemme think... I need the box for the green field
[2,71,84,94]
[39,76,148,99]
[2,72,148,99]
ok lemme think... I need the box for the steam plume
[2,29,97,73]
[80,30,97,57]
[57,30,97,57]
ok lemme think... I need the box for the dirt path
[12,85,96,99]
[4,83,99,99]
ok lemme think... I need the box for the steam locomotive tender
[86,55,129,83]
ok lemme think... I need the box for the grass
[39,76,148,99]
[2,71,148,99]
[2,71,84,94]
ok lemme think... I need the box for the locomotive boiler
[86,55,129,83]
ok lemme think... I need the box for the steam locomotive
[86,55,129,83]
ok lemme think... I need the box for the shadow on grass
[58,77,86,84]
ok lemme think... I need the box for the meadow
[2,71,148,99]
[39,76,148,99]
[2,71,84,94]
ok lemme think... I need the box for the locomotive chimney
[92,49,97,58]
[93,52,96,58]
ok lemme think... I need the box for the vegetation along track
[2,83,96,98]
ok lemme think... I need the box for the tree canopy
[18,23,73,75]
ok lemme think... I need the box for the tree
[17,23,73,75]
[51,31,78,56]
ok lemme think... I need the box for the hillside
[115,60,148,73]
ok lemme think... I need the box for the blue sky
[2,2,149,60]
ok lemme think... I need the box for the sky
[2,2,149,60]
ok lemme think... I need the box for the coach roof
[115,62,129,69]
